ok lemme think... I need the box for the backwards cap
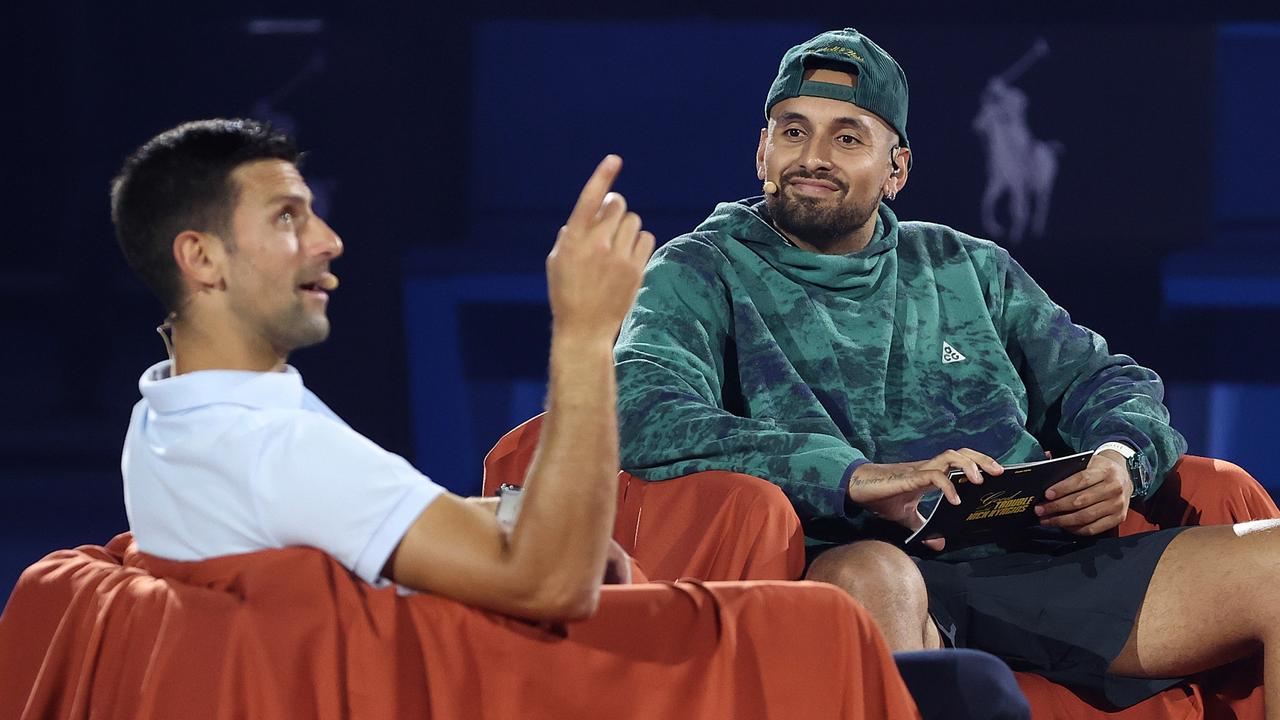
[765,28,910,151]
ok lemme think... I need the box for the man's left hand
[1036,450,1132,536]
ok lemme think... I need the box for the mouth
[297,271,338,300]
[786,177,843,197]
[297,281,329,300]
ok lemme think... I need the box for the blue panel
[509,380,548,426]
[1214,24,1280,231]
[1159,16,1280,333]
[1167,381,1280,494]
[403,273,548,495]
[1164,276,1280,308]
[1162,249,1280,308]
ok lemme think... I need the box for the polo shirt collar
[139,360,306,413]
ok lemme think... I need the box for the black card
[905,451,1093,548]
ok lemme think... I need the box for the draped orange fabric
[483,415,809,582]
[0,534,921,720]
[484,414,1278,720]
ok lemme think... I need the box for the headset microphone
[762,180,779,195]
[318,273,339,291]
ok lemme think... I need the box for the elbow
[516,582,602,623]
[548,588,601,622]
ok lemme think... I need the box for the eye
[836,133,861,146]
[783,127,805,139]
[278,210,295,224]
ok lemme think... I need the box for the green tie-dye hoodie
[614,198,1185,544]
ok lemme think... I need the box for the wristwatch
[1094,441,1148,494]
[496,483,525,528]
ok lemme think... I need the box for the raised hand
[546,155,657,342]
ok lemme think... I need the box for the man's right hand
[546,155,656,341]
[849,449,1004,536]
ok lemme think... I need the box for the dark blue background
[4,3,1280,600]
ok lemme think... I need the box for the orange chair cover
[0,533,920,720]
[483,413,1279,720]
[482,415,808,582]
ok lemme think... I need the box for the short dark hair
[110,118,299,313]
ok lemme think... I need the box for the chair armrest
[616,470,806,582]
[1118,455,1279,535]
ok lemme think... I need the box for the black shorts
[914,527,1191,709]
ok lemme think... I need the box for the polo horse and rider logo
[973,39,1063,245]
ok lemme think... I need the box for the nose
[800,136,834,172]
[313,216,344,260]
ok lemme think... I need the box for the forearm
[1027,315,1184,490]
[1058,362,1186,496]
[505,329,619,615]
[998,253,1185,490]
[386,155,650,621]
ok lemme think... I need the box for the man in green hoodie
[615,28,1280,711]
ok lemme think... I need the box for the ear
[886,146,912,196]
[756,127,768,181]
[172,230,229,294]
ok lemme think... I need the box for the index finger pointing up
[566,155,622,233]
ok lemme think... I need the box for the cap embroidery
[815,46,864,63]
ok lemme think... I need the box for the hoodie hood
[693,197,899,293]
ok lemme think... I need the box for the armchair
[484,413,1278,720]
[0,533,919,719]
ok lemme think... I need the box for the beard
[764,172,880,252]
[230,288,332,358]
[265,302,331,354]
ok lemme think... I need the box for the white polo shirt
[122,360,444,584]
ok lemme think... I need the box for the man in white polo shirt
[111,119,654,620]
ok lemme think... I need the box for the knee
[805,541,927,609]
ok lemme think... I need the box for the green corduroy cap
[765,28,910,152]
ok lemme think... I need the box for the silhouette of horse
[973,40,1063,245]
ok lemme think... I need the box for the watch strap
[1094,441,1136,460]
